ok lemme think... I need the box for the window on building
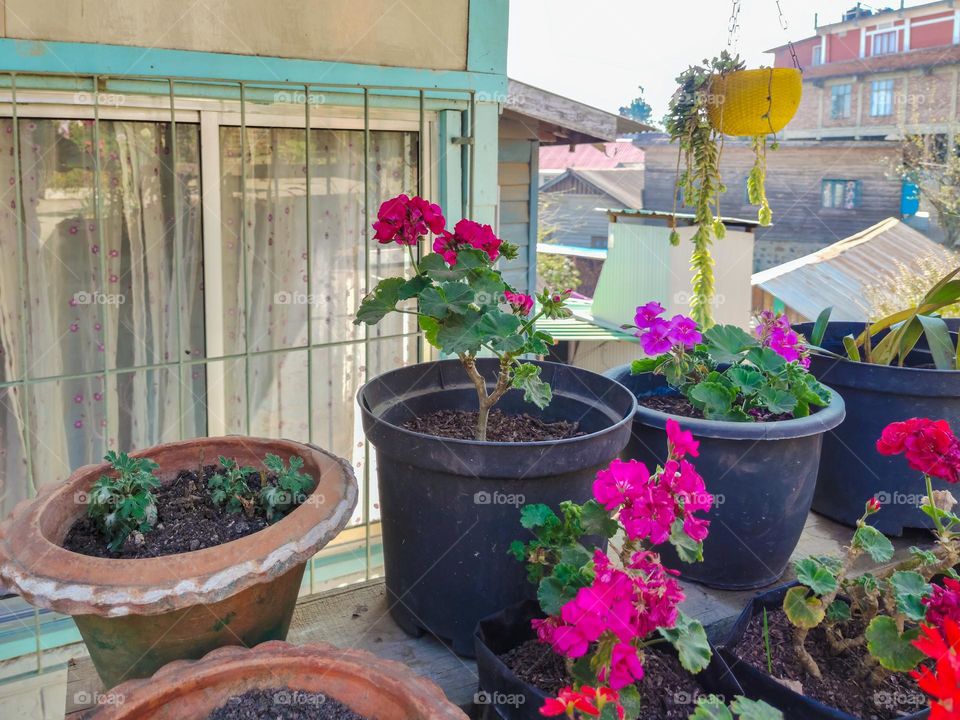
[812,45,823,66]
[822,179,861,209]
[870,79,895,116]
[871,30,899,56]
[831,84,852,119]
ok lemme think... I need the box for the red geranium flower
[912,620,960,720]
[372,194,445,246]
[877,418,960,484]
[432,218,502,264]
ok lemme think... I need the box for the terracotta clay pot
[0,437,357,689]
[84,640,468,719]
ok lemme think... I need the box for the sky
[507,0,906,122]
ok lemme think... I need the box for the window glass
[871,79,895,116]
[831,84,852,119]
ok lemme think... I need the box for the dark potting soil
[62,464,302,559]
[639,394,796,423]
[206,687,367,720]
[403,409,583,442]
[733,608,927,719]
[499,639,706,719]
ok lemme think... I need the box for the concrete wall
[1,0,469,70]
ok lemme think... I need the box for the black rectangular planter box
[714,584,929,720]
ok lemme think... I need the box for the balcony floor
[64,511,933,717]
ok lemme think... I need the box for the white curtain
[0,119,204,516]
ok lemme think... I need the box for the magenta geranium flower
[505,290,534,316]
[634,301,666,329]
[667,314,702,349]
[372,194,446,246]
[639,317,673,355]
[433,219,502,265]
[666,418,699,458]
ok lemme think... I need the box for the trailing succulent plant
[665,51,774,328]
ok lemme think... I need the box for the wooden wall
[643,141,903,269]
[498,117,537,291]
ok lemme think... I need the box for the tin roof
[752,217,955,321]
[539,141,645,171]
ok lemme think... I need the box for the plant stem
[925,473,948,538]
[460,354,513,441]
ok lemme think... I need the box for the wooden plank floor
[64,511,932,717]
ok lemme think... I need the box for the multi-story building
[643,1,960,269]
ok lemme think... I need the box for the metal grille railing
[0,71,477,674]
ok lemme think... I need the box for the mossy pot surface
[0,436,358,688]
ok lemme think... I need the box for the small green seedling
[208,456,258,517]
[87,450,160,551]
[261,454,314,521]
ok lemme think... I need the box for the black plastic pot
[604,366,845,590]
[796,320,960,535]
[715,584,929,719]
[358,359,636,657]
[474,600,745,720]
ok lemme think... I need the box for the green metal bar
[363,88,372,581]
[0,333,420,390]
[469,90,476,217]
[10,77,39,671]
[169,79,185,439]
[9,74,33,500]
[240,82,251,435]
[304,85,315,594]
[92,77,111,445]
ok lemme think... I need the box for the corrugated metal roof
[604,207,762,227]
[752,217,956,321]
[540,168,645,210]
[536,299,639,342]
[537,243,608,260]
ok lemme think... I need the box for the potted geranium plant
[356,195,636,655]
[0,437,357,688]
[475,422,745,720]
[666,53,800,327]
[605,304,845,589]
[797,267,960,534]
[84,641,467,719]
[717,416,960,719]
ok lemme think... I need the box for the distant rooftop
[752,217,955,321]
[539,141,645,171]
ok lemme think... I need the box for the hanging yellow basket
[706,68,802,136]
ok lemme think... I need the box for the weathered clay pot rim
[86,640,468,720]
[0,436,358,617]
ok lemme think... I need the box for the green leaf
[852,524,894,563]
[670,516,704,563]
[558,544,592,569]
[745,347,787,373]
[842,334,861,362]
[478,310,522,341]
[917,314,957,371]
[435,311,485,354]
[794,557,838,595]
[354,277,405,324]
[782,586,825,629]
[689,381,735,417]
[511,363,552,409]
[418,315,441,348]
[658,612,711,673]
[468,269,507,307]
[570,655,596,686]
[580,500,618,538]
[398,274,432,300]
[889,570,932,621]
[810,307,832,347]
[725,366,765,395]
[757,387,797,415]
[631,357,662,374]
[865,615,924,672]
[826,599,851,623]
[703,324,757,363]
[537,576,571,616]
[618,686,642,720]
[689,698,734,720]
[520,503,557,530]
[507,540,526,561]
[421,247,489,281]
[730,697,784,720]
[910,546,939,566]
